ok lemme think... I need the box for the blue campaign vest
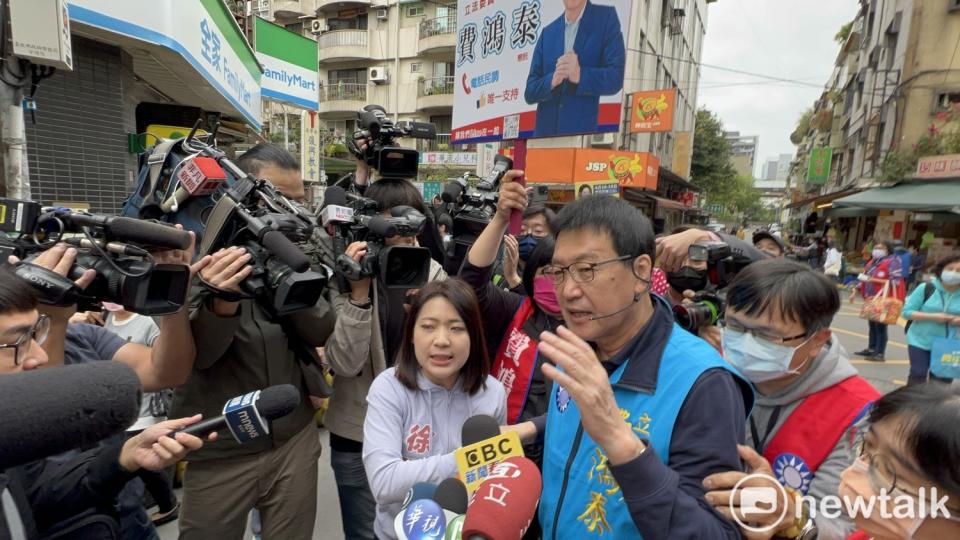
[539,322,746,539]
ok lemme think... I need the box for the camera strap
[197,275,249,302]
[278,317,333,398]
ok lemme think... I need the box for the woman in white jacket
[823,239,843,282]
[362,279,506,540]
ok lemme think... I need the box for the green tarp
[833,181,960,211]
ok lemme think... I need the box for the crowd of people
[2,141,960,540]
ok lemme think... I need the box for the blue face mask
[721,328,812,384]
[518,235,540,262]
[942,270,960,286]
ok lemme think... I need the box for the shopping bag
[859,281,903,325]
[931,329,960,379]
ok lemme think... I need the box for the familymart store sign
[255,17,319,110]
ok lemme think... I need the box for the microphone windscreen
[461,457,542,540]
[434,478,468,515]
[365,215,398,238]
[256,384,301,420]
[261,230,310,272]
[461,415,500,446]
[323,186,348,208]
[440,182,463,204]
[107,217,192,250]
[0,362,141,469]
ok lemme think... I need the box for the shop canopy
[833,181,960,212]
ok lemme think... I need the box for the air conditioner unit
[376,8,389,20]
[310,19,325,34]
[369,66,388,84]
[590,132,615,146]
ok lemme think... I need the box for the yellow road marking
[893,379,907,386]
[829,327,908,349]
[850,359,909,365]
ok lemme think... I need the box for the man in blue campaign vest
[509,195,753,539]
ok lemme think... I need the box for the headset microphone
[588,292,642,321]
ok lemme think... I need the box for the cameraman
[0,267,212,539]
[323,179,446,540]
[170,144,337,540]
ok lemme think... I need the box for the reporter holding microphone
[362,279,506,540]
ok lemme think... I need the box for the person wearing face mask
[901,254,960,385]
[322,178,448,540]
[852,240,905,361]
[704,259,879,540]
[840,383,960,540]
[460,175,560,459]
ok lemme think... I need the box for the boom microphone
[588,292,642,321]
[59,213,192,250]
[0,362,141,469]
[176,384,300,443]
[462,456,543,540]
[260,230,311,272]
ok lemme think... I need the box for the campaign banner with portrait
[575,181,620,199]
[451,0,631,144]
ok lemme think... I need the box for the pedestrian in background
[852,240,904,361]
[902,254,960,385]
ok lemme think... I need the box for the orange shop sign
[629,89,676,133]
[525,148,659,190]
[916,153,960,179]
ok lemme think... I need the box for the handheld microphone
[394,482,438,537]
[455,415,525,494]
[434,477,468,523]
[0,362,141,469]
[160,156,228,212]
[588,292,642,321]
[175,384,300,443]
[461,456,543,540]
[398,498,446,540]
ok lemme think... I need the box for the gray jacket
[323,259,447,443]
[362,368,506,540]
[747,338,865,539]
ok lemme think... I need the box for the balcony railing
[419,15,457,39]
[418,76,455,97]
[318,29,368,49]
[321,83,367,102]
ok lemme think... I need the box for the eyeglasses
[720,319,809,345]
[850,426,921,499]
[541,255,636,285]
[0,314,51,366]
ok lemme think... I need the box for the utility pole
[0,74,30,200]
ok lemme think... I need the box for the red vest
[490,300,540,424]
[762,376,879,496]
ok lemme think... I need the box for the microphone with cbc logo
[454,415,525,494]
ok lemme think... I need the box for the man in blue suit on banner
[524,0,626,137]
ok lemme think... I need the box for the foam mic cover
[322,186,348,208]
[0,362,141,469]
[441,181,464,204]
[395,482,439,537]
[461,415,501,447]
[461,457,543,540]
[435,478,468,515]
[365,215,398,238]
[105,217,192,250]
[261,230,310,272]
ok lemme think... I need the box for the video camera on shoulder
[1,196,192,315]
[348,105,436,179]
[320,186,430,289]
[122,121,330,316]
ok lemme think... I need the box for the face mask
[721,328,811,384]
[872,249,887,259]
[942,270,960,286]
[518,235,539,262]
[839,458,926,539]
[101,302,124,312]
[533,275,561,314]
[666,267,708,293]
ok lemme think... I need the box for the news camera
[348,104,437,179]
[0,196,192,315]
[671,241,749,332]
[320,186,431,289]
[438,155,514,272]
[122,122,330,316]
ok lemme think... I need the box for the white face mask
[872,249,888,259]
[721,329,812,384]
[942,270,960,286]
